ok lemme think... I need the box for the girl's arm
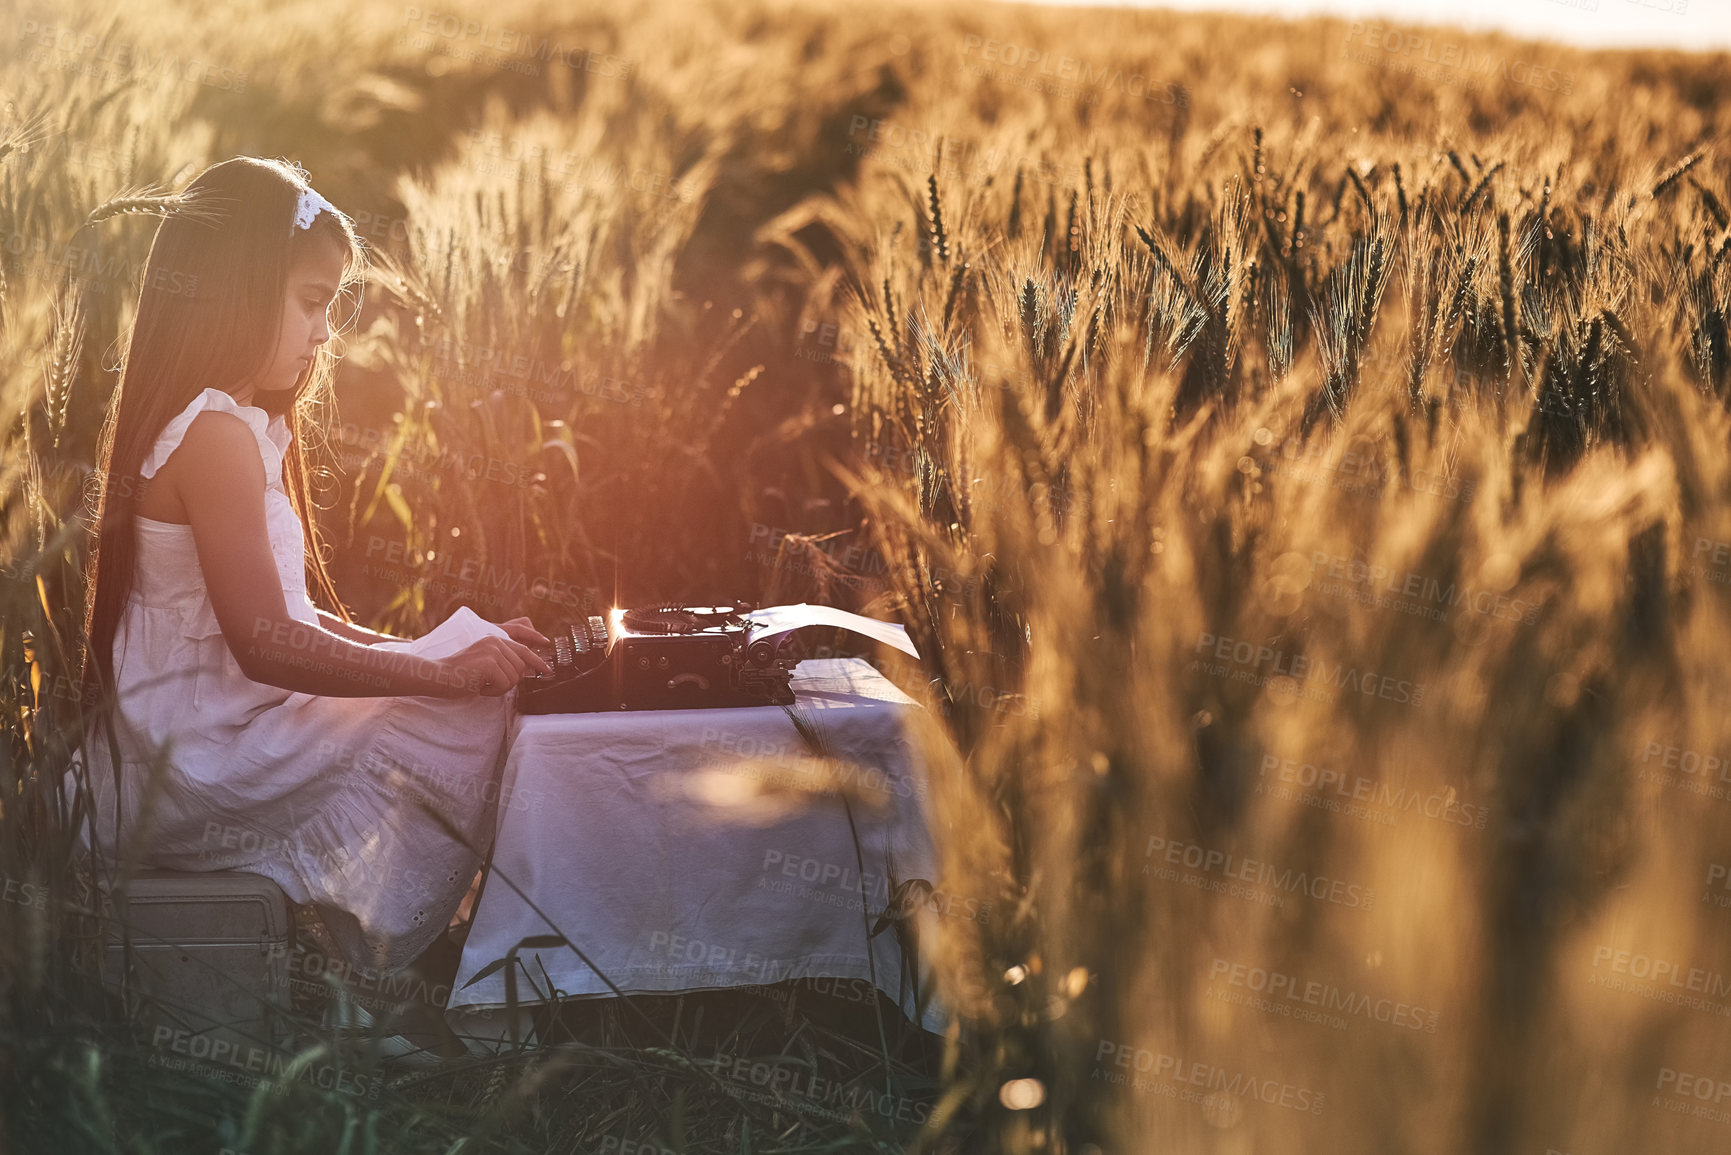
[314,608,398,645]
[177,414,466,698]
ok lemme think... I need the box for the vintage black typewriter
[516,603,797,714]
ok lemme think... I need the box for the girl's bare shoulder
[137,411,267,524]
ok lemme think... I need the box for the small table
[447,659,955,1042]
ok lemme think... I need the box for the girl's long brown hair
[77,156,368,710]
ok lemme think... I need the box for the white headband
[292,186,338,232]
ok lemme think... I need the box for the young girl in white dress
[74,156,553,1056]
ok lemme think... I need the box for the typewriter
[516,604,797,714]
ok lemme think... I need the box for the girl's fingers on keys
[488,636,529,674]
[503,618,552,647]
[517,626,553,651]
[512,638,554,673]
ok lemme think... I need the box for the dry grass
[4,0,1731,1151]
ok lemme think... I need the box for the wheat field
[3,0,1731,1151]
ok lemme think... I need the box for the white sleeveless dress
[78,388,516,972]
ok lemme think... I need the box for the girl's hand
[494,616,551,651]
[441,635,554,697]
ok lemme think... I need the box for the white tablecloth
[447,659,952,1036]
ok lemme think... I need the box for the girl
[74,156,552,1058]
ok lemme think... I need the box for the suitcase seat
[99,869,294,1060]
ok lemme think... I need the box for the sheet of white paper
[744,603,921,660]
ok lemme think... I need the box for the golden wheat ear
[79,186,234,231]
[43,288,84,450]
[366,248,448,330]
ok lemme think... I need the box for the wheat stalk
[1653,149,1704,198]
[42,288,83,450]
[1462,161,1505,214]
[927,174,949,265]
[80,186,229,232]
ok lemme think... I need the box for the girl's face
[247,234,346,407]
